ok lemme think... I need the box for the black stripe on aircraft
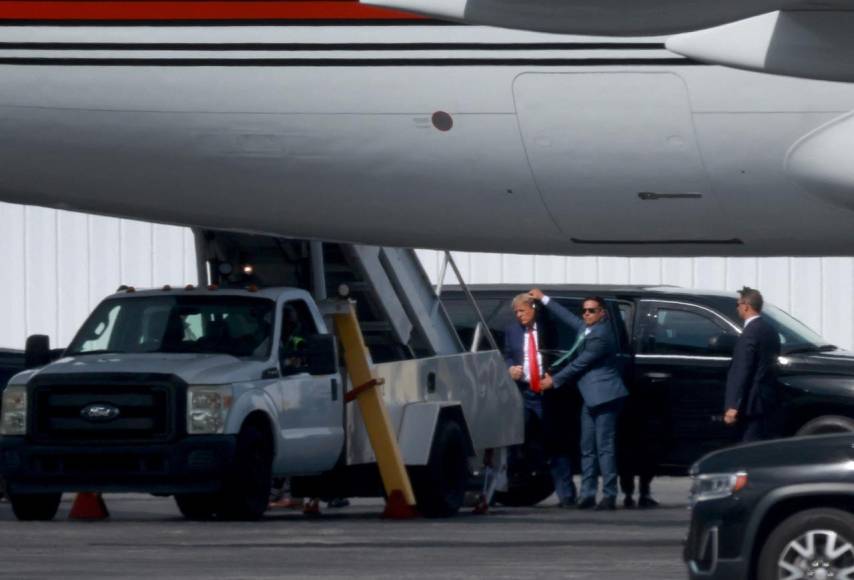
[0,57,702,66]
[571,238,744,245]
[0,42,667,51]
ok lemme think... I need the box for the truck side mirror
[709,333,737,355]
[24,334,51,369]
[306,334,338,376]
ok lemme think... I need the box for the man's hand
[724,408,738,425]
[529,288,545,301]
[540,374,554,391]
[509,365,524,381]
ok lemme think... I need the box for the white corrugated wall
[0,203,197,350]
[1,201,853,351]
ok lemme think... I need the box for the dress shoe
[557,499,577,509]
[638,495,659,508]
[623,495,636,509]
[594,497,616,511]
[576,497,596,509]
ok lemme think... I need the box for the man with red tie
[503,293,577,507]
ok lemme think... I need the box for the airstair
[193,230,495,363]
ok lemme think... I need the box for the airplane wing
[360,0,854,36]
[362,1,854,82]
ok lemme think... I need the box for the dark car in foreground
[444,285,854,504]
[686,433,854,579]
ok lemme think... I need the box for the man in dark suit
[532,289,628,511]
[503,293,577,507]
[724,287,782,442]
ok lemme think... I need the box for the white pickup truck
[0,284,522,521]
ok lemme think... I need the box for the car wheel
[9,492,62,521]
[796,416,854,436]
[174,493,218,520]
[758,508,854,580]
[411,420,468,518]
[493,472,555,507]
[218,422,273,521]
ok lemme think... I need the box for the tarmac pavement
[0,477,692,579]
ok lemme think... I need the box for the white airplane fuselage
[1,22,853,256]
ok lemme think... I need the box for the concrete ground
[0,477,692,579]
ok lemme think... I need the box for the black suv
[444,285,854,502]
[686,433,854,579]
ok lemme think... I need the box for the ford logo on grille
[80,403,121,422]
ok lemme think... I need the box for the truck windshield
[761,304,836,354]
[66,295,275,360]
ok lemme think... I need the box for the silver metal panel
[396,402,446,466]
[346,350,524,466]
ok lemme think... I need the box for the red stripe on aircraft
[0,1,422,21]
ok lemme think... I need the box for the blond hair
[512,293,534,308]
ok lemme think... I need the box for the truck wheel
[174,494,218,520]
[219,423,273,520]
[411,420,468,518]
[9,492,62,521]
[758,508,854,580]
[796,415,854,436]
[493,473,555,507]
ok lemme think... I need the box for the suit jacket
[503,322,546,396]
[545,300,628,408]
[724,316,781,417]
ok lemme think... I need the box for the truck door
[634,300,741,470]
[272,299,344,474]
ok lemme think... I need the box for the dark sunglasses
[582,307,602,314]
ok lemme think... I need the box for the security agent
[724,286,782,442]
[531,289,628,511]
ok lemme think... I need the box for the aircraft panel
[513,71,728,244]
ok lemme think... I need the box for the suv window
[644,306,728,356]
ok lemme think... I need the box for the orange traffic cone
[68,492,109,520]
[382,490,418,519]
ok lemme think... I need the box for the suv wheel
[411,420,468,518]
[493,471,555,507]
[9,492,62,521]
[758,508,854,580]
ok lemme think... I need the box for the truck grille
[32,385,173,443]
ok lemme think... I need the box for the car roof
[446,283,738,300]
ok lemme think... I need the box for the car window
[444,297,513,352]
[68,295,275,360]
[618,302,634,337]
[645,307,728,356]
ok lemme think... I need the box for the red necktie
[528,330,541,393]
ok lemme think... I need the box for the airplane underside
[1,25,854,256]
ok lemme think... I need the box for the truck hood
[19,353,270,385]
[694,432,854,474]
